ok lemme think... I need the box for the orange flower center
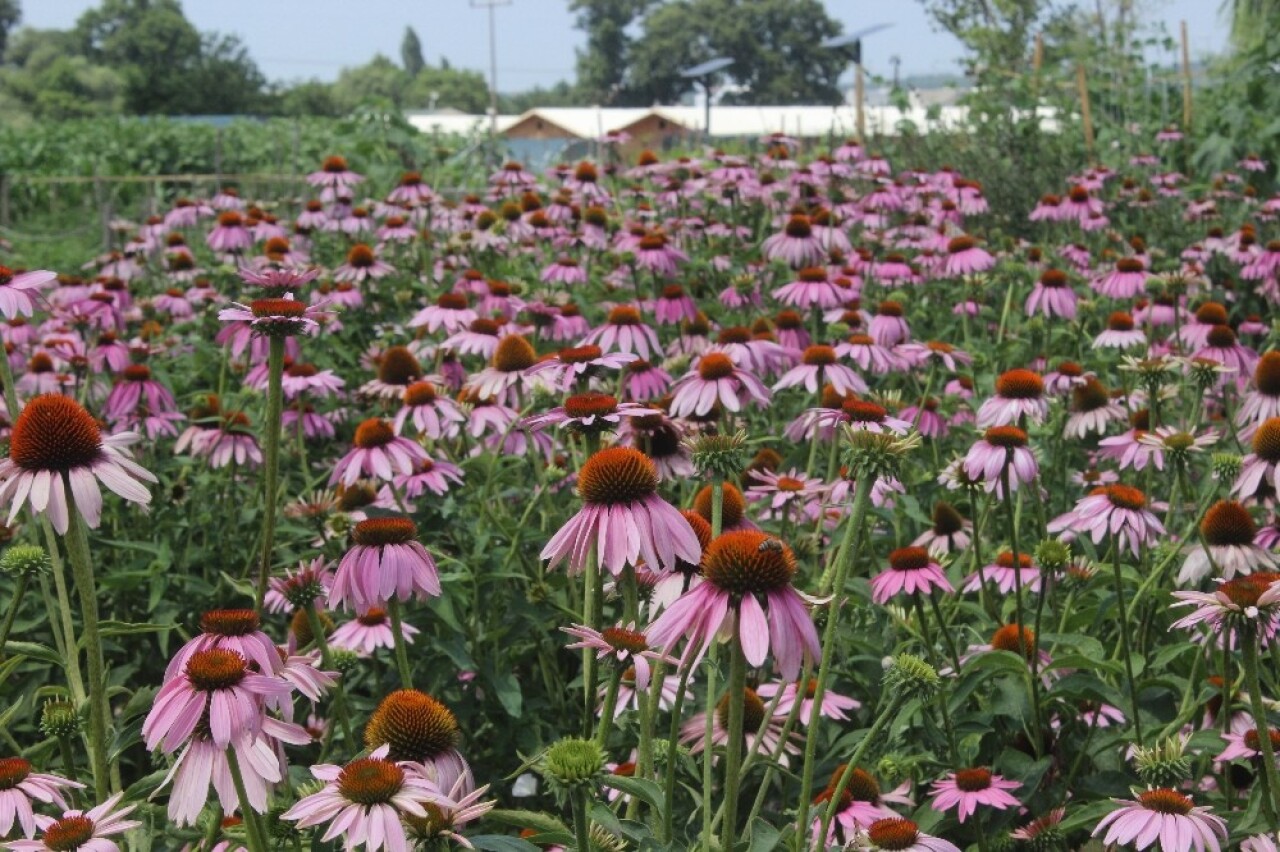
[199,609,260,636]
[1137,788,1194,815]
[353,419,395,449]
[866,818,920,850]
[995,369,1043,399]
[703,531,795,595]
[337,758,405,804]
[352,516,417,547]
[564,393,618,419]
[698,353,737,381]
[954,767,994,791]
[9,394,102,472]
[364,689,459,761]
[41,815,96,851]
[578,447,658,505]
[185,649,248,691]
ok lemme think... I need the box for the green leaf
[748,818,782,852]
[601,775,665,815]
[2,641,63,668]
[91,620,173,642]
[467,836,540,852]
[486,668,523,718]
[484,810,570,836]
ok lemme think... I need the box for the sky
[24,0,1232,92]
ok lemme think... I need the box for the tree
[401,26,425,77]
[74,0,204,113]
[405,65,490,113]
[1226,0,1280,50]
[0,0,20,62]
[626,0,844,105]
[0,28,124,120]
[569,0,652,103]
[332,54,411,112]
[276,80,342,117]
[183,32,269,114]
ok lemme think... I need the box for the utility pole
[470,0,510,148]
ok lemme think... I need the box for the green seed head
[1033,539,1071,572]
[39,699,80,738]
[884,652,939,700]
[1133,736,1191,788]
[541,736,605,788]
[0,544,48,577]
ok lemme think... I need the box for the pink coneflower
[757,678,861,723]
[1093,256,1149,299]
[143,649,291,753]
[1193,325,1257,381]
[580,306,662,360]
[265,558,333,614]
[897,340,973,373]
[408,292,477,335]
[913,501,973,555]
[0,267,53,319]
[523,392,659,434]
[1064,378,1125,438]
[647,531,820,680]
[282,746,444,852]
[1009,808,1066,846]
[1237,352,1280,439]
[773,266,844,310]
[541,255,588,286]
[330,418,429,486]
[1028,193,1064,222]
[0,394,155,534]
[929,767,1020,823]
[217,293,329,338]
[1234,418,1280,500]
[943,235,995,277]
[1220,727,1280,767]
[403,777,495,848]
[857,817,960,852]
[679,685,800,761]
[525,344,636,393]
[964,426,1038,495]
[836,333,903,374]
[773,345,866,396]
[811,767,913,846]
[465,335,540,404]
[0,758,82,839]
[621,359,672,402]
[330,516,440,611]
[1171,573,1280,646]
[654,284,698,324]
[1179,501,1276,584]
[763,215,825,268]
[1177,302,1230,349]
[871,546,955,604]
[867,300,910,346]
[562,623,676,691]
[307,155,364,192]
[632,231,688,277]
[668,352,771,418]
[746,468,826,515]
[976,369,1048,428]
[330,607,419,657]
[393,382,465,440]
[1042,361,1089,396]
[541,446,699,576]
[7,793,140,852]
[1092,789,1227,852]
[206,211,253,254]
[1093,311,1146,350]
[334,243,395,283]
[963,550,1041,594]
[166,609,283,681]
[1048,484,1165,557]
[102,363,177,423]
[390,457,465,500]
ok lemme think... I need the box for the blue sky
[26,0,1231,91]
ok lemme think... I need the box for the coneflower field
[2,138,1280,852]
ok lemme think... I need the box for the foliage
[401,25,426,79]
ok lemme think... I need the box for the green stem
[0,573,28,661]
[595,666,622,748]
[700,645,720,852]
[581,540,600,739]
[41,521,85,705]
[56,734,80,807]
[815,692,906,849]
[796,474,876,843]
[662,660,695,843]
[386,597,414,689]
[1110,546,1144,745]
[225,746,270,852]
[303,605,354,743]
[1001,464,1043,754]
[720,620,747,851]
[572,786,592,852]
[255,336,286,614]
[1242,627,1280,823]
[64,505,110,799]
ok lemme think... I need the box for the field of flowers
[0,133,1279,852]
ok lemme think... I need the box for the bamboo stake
[1077,64,1095,160]
[1180,20,1193,132]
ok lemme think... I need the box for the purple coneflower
[540,447,700,576]
[330,516,440,611]
[964,426,1038,495]
[976,369,1048,428]
[0,758,82,839]
[1092,789,1227,852]
[763,215,825,268]
[669,352,771,418]
[1048,484,1164,557]
[330,607,420,657]
[871,546,955,604]
[330,419,429,487]
[858,817,959,852]
[6,793,140,852]
[647,531,820,680]
[579,306,662,360]
[929,767,1020,823]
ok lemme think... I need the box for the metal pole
[703,82,711,139]
[855,62,865,143]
